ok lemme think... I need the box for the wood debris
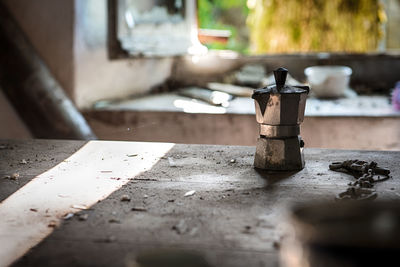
[184,190,196,197]
[63,213,74,220]
[242,225,252,234]
[48,221,58,228]
[78,214,89,221]
[120,194,131,202]
[131,207,147,212]
[4,173,19,180]
[133,178,158,181]
[168,157,177,167]
[71,204,89,210]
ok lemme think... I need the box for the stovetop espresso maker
[252,67,309,171]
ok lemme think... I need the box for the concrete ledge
[84,110,400,151]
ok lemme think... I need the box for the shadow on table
[0,139,87,202]
[254,168,298,188]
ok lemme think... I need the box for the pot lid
[252,67,309,97]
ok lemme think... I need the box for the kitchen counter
[84,94,400,150]
[1,139,399,266]
[92,93,399,117]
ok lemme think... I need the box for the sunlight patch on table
[0,140,174,267]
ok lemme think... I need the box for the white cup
[304,66,352,98]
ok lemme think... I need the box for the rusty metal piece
[330,159,391,201]
[336,186,377,201]
[329,162,345,170]
[352,179,373,188]
[374,166,391,176]
[329,160,390,178]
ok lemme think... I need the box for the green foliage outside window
[198,0,387,54]
[197,0,249,53]
[247,0,387,53]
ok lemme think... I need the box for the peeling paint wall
[3,0,75,99]
[3,0,174,109]
[74,0,174,109]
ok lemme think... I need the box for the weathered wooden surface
[0,140,86,203]
[0,139,399,267]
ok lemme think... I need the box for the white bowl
[304,66,352,98]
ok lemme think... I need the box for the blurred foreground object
[126,249,212,267]
[0,2,95,140]
[281,201,400,267]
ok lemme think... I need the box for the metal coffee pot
[252,67,309,171]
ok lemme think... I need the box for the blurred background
[199,0,396,54]
[0,0,399,150]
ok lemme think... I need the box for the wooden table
[0,139,399,267]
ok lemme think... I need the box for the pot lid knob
[273,67,288,92]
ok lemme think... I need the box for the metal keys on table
[329,160,391,201]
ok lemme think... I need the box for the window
[109,0,204,57]
[109,0,399,58]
